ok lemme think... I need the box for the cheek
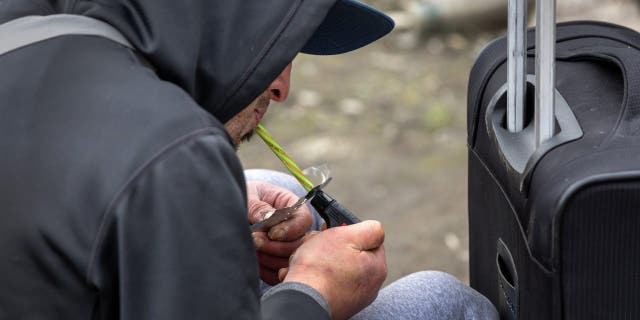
[226,110,253,132]
[239,110,256,130]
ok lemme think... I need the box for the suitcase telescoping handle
[506,0,527,133]
[498,2,557,319]
[535,0,556,146]
[491,0,580,180]
[508,0,556,147]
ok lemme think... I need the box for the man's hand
[246,181,313,285]
[282,220,387,320]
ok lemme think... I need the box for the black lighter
[310,190,361,228]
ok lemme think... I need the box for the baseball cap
[301,0,394,55]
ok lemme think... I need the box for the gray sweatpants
[245,169,498,320]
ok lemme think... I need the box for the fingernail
[269,228,285,241]
[253,236,264,249]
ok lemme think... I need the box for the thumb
[341,220,385,251]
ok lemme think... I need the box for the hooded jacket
[0,0,341,318]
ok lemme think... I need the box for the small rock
[340,98,365,115]
[297,90,322,108]
[444,232,461,250]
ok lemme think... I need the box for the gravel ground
[238,0,640,285]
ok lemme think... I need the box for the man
[0,0,497,319]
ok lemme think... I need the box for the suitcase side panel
[561,180,640,319]
[469,150,555,320]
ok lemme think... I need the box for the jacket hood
[0,0,337,123]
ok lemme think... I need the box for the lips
[254,108,266,124]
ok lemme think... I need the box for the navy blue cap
[301,0,395,55]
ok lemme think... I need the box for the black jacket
[0,0,338,318]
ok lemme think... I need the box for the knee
[244,169,305,195]
[395,270,464,292]
[409,270,461,285]
[388,271,499,319]
[244,168,294,183]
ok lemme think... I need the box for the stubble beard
[233,94,269,150]
[240,130,254,145]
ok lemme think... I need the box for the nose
[268,63,292,102]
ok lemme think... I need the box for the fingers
[302,231,321,243]
[257,252,289,271]
[265,208,313,241]
[246,181,301,209]
[247,201,273,224]
[247,181,295,224]
[246,181,313,239]
[252,232,302,257]
[253,231,302,285]
[260,266,281,286]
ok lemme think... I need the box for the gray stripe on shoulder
[0,14,133,57]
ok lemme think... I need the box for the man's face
[224,63,292,148]
[224,92,270,147]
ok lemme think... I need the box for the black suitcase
[467,0,640,319]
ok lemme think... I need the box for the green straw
[255,124,314,191]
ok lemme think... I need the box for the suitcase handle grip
[556,46,640,137]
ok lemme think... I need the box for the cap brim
[301,0,394,55]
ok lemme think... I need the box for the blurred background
[239,0,640,285]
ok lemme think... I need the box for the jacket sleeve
[262,282,331,320]
[88,132,329,319]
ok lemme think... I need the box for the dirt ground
[238,0,640,285]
